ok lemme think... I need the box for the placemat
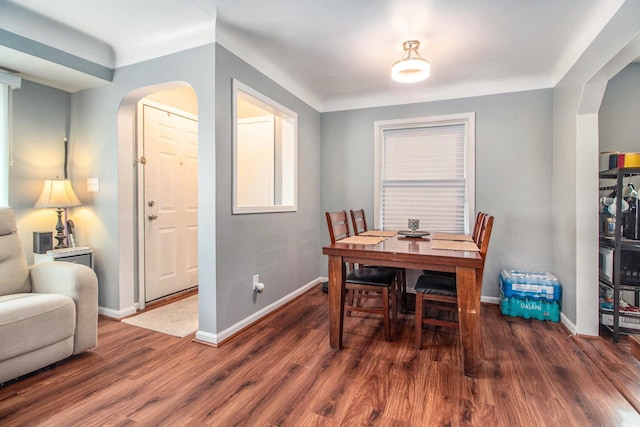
[432,232,474,242]
[360,230,398,237]
[337,235,387,245]
[431,239,479,252]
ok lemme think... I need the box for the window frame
[373,112,476,232]
[0,72,21,207]
[232,79,298,214]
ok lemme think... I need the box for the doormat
[122,295,198,338]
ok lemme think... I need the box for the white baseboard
[194,330,217,345]
[481,295,500,305]
[195,277,325,346]
[99,304,138,319]
[561,312,577,335]
[124,281,537,344]
[483,296,577,335]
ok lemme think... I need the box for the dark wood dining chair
[472,212,488,243]
[350,208,407,312]
[350,208,368,235]
[326,210,398,341]
[414,214,494,349]
[418,211,487,284]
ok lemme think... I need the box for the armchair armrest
[30,262,98,354]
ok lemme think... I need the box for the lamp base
[54,236,68,249]
[53,208,68,249]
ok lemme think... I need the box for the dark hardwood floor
[1,285,639,426]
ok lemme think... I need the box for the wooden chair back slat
[350,209,368,235]
[472,212,487,243]
[477,215,494,261]
[326,211,351,244]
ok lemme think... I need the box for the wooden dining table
[323,234,484,377]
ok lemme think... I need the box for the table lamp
[34,179,81,249]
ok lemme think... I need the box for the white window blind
[378,119,471,233]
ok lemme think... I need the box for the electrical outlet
[253,274,265,293]
[87,177,100,192]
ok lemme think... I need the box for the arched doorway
[116,82,198,311]
[576,33,640,335]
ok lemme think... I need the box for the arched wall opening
[575,32,640,335]
[116,81,199,314]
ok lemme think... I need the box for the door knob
[148,214,158,220]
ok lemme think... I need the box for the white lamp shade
[392,58,430,83]
[34,179,81,208]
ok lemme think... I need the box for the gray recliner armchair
[0,207,98,384]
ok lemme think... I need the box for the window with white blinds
[374,113,475,234]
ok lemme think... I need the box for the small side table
[33,247,94,270]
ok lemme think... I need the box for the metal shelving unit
[599,167,640,342]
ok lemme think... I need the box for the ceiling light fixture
[391,40,430,83]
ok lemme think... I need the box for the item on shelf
[599,247,614,282]
[622,183,638,199]
[600,311,640,331]
[599,285,614,310]
[604,216,616,237]
[620,299,640,312]
[606,197,629,216]
[623,197,640,240]
[620,250,640,284]
[622,267,640,285]
[600,197,615,213]
[600,151,618,172]
[624,152,640,168]
[609,152,620,169]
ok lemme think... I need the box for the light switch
[87,177,100,192]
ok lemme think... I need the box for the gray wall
[600,62,640,154]
[321,89,554,298]
[553,0,640,333]
[10,80,71,264]
[215,45,322,330]
[69,44,217,333]
[10,42,323,337]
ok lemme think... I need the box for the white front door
[142,102,198,303]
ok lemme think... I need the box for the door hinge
[136,157,148,165]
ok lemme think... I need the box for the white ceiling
[0,0,627,112]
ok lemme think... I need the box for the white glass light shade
[34,179,81,208]
[392,40,431,83]
[392,58,430,83]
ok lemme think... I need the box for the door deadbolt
[148,214,158,220]
[148,200,155,207]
